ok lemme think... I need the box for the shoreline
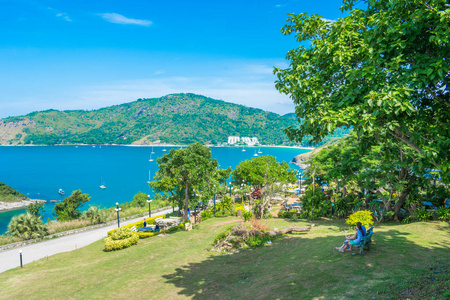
[0,199,47,213]
[0,143,315,150]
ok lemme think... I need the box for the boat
[151,146,155,154]
[242,147,246,152]
[100,177,106,189]
[147,170,151,183]
[253,150,258,157]
[58,189,65,195]
[258,148,262,154]
[162,146,167,152]
[149,154,154,162]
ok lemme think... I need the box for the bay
[0,145,309,234]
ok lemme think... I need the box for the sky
[0,0,349,119]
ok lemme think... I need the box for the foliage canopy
[275,0,450,178]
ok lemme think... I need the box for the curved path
[0,207,176,273]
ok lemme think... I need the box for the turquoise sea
[0,145,309,234]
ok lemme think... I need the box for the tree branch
[425,87,450,108]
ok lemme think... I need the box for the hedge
[107,216,184,239]
[107,215,165,237]
[104,228,139,251]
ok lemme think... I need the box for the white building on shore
[227,136,259,146]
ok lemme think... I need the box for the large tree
[54,190,90,221]
[275,0,450,180]
[150,143,221,220]
[232,155,297,217]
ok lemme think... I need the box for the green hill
[0,182,27,202]
[0,93,350,146]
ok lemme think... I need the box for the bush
[235,205,246,216]
[7,213,49,240]
[346,210,374,228]
[437,207,450,221]
[243,211,253,221]
[104,228,139,251]
[201,210,214,221]
[82,206,107,225]
[107,215,164,237]
[278,210,290,218]
[415,207,433,221]
[217,196,234,215]
[301,188,331,220]
[334,197,349,218]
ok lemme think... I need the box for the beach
[0,199,46,213]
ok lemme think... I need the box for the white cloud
[56,13,72,22]
[321,17,336,23]
[99,13,152,26]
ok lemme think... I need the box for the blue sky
[0,0,348,119]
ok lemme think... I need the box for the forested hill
[0,93,350,146]
[0,182,27,202]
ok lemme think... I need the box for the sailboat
[242,146,246,152]
[258,148,262,154]
[100,177,106,189]
[162,146,167,152]
[151,146,155,154]
[253,149,258,157]
[147,170,151,183]
[149,154,154,162]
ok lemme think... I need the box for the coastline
[1,143,315,150]
[0,199,47,213]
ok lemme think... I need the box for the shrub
[346,210,374,228]
[334,197,349,218]
[201,210,214,221]
[7,213,49,240]
[301,186,331,220]
[437,207,450,221]
[415,207,432,221]
[81,206,107,225]
[235,205,246,216]
[104,228,139,251]
[217,196,233,215]
[107,215,164,237]
[243,211,253,221]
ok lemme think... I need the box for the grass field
[0,217,449,299]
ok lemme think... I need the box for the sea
[0,145,310,234]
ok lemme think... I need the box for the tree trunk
[393,186,411,221]
[184,182,189,221]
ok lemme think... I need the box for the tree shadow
[162,222,450,299]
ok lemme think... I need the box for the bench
[353,226,374,255]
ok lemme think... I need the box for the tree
[232,155,297,218]
[7,213,48,240]
[150,143,220,220]
[54,190,90,221]
[131,192,148,207]
[27,202,45,218]
[275,0,450,180]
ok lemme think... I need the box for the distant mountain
[0,93,351,146]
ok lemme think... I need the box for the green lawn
[1,217,449,299]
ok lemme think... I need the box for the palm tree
[7,213,49,240]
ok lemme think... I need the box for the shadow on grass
[162,221,450,299]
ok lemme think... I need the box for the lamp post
[115,202,121,228]
[147,196,152,218]
[229,182,232,197]
[297,171,303,196]
[19,250,23,268]
[213,194,216,216]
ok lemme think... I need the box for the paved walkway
[0,207,175,273]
